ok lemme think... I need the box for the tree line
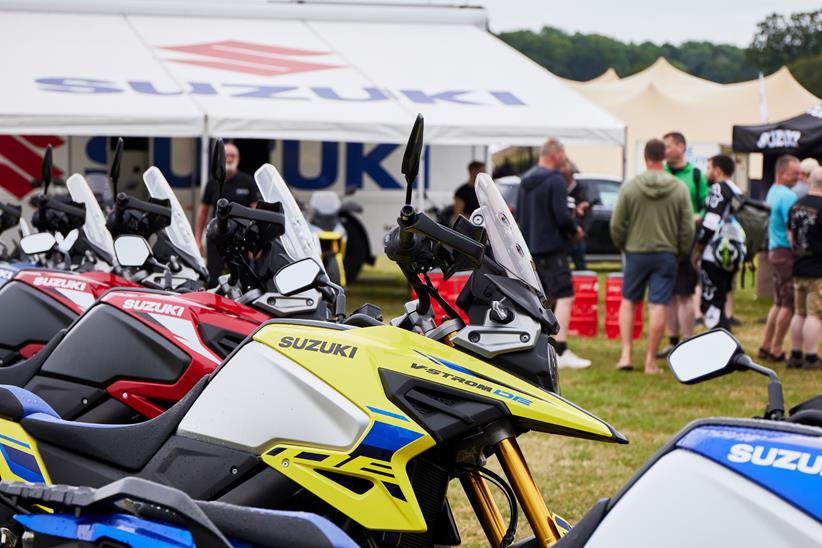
[498,8,822,97]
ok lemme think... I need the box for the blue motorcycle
[556,328,822,548]
[0,477,357,547]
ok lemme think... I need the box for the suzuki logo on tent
[158,40,343,77]
[757,129,801,150]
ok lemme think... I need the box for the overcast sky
[472,0,819,47]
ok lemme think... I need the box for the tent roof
[586,67,620,84]
[573,57,820,135]
[566,56,820,177]
[0,3,624,146]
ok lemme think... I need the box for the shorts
[623,252,677,305]
[794,277,822,318]
[534,252,574,306]
[674,259,698,297]
[769,247,795,310]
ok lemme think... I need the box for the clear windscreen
[66,174,115,262]
[254,164,324,268]
[474,173,545,297]
[143,166,206,269]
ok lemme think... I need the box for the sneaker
[728,316,742,327]
[558,349,592,369]
[803,360,822,371]
[656,345,674,359]
[694,317,705,327]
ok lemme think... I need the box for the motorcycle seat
[198,501,357,548]
[0,384,60,421]
[0,329,67,387]
[19,376,209,471]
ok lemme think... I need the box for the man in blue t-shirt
[759,155,800,363]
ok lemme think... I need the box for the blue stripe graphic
[367,406,410,422]
[0,432,30,449]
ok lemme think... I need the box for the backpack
[692,167,702,212]
[730,195,771,288]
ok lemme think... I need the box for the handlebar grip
[114,192,128,223]
[215,199,231,234]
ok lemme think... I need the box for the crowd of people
[454,133,822,374]
[760,156,822,371]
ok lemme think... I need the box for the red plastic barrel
[410,270,470,323]
[604,273,642,340]
[568,271,598,337]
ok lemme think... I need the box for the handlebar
[115,193,172,218]
[397,207,484,267]
[39,196,86,219]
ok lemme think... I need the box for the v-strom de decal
[409,363,533,406]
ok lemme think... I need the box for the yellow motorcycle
[0,115,625,547]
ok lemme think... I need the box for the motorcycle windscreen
[254,164,324,268]
[475,173,545,298]
[143,166,207,271]
[66,174,115,264]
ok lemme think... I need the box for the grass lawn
[347,257,822,547]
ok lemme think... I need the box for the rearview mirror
[114,235,152,267]
[668,329,742,384]
[401,114,424,205]
[41,145,53,193]
[211,139,226,200]
[110,137,123,195]
[20,232,56,255]
[274,258,323,295]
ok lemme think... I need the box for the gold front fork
[495,437,560,546]
[460,471,506,546]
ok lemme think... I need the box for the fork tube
[495,437,560,546]
[460,471,506,547]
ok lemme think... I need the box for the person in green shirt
[657,131,709,357]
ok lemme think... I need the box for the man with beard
[195,143,259,287]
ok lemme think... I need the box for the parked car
[494,174,621,260]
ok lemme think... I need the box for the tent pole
[621,127,628,181]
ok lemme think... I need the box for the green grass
[347,258,821,546]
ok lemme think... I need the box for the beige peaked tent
[565,58,820,179]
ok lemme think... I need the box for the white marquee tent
[0,0,625,148]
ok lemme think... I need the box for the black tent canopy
[733,104,822,186]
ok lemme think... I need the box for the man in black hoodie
[517,138,590,369]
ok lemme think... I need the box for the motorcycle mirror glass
[110,137,123,195]
[20,232,56,255]
[211,139,226,200]
[41,145,53,193]
[401,114,424,206]
[274,258,323,296]
[668,329,742,384]
[114,235,153,267]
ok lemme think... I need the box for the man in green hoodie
[611,139,695,374]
